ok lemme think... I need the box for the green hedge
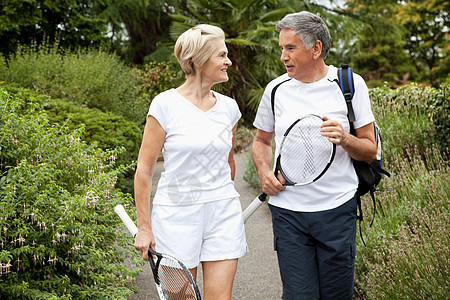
[0,43,146,124]
[0,88,140,299]
[43,99,142,195]
[133,61,178,109]
[1,85,142,195]
[354,84,449,299]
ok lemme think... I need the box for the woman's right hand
[134,226,155,261]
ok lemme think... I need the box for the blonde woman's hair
[174,24,225,75]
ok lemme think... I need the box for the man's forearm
[340,125,377,162]
[252,138,273,179]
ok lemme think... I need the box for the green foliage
[104,0,178,64]
[0,85,141,195]
[343,0,416,86]
[355,84,449,299]
[238,126,260,189]
[243,156,261,190]
[235,125,256,153]
[394,0,450,86]
[144,46,174,64]
[370,84,437,160]
[0,88,141,298]
[0,0,110,57]
[370,83,449,160]
[355,149,449,299]
[43,99,142,195]
[1,42,146,124]
[0,55,6,76]
[134,61,178,108]
[341,0,449,87]
[426,83,449,158]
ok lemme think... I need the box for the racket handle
[114,204,138,237]
[242,193,268,223]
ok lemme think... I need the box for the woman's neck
[176,78,216,111]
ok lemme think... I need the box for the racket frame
[242,114,336,223]
[275,114,336,186]
[148,248,201,300]
[114,204,202,300]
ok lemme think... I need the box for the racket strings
[157,257,197,300]
[301,124,316,179]
[280,117,333,184]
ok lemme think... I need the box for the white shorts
[151,197,248,269]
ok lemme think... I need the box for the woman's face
[201,38,232,84]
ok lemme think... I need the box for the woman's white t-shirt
[253,65,375,212]
[148,89,241,206]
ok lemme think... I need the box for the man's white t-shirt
[253,65,375,212]
[148,89,241,206]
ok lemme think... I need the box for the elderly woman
[134,24,247,299]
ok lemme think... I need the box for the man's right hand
[252,129,286,196]
[260,169,286,196]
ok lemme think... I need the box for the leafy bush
[143,46,174,64]
[426,83,449,158]
[0,88,141,299]
[355,84,449,299]
[243,155,260,190]
[1,42,146,124]
[355,147,449,299]
[235,125,255,153]
[43,99,142,195]
[1,85,141,195]
[0,55,7,77]
[133,61,178,108]
[370,84,437,161]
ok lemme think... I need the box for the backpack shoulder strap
[271,78,292,116]
[338,64,356,126]
[338,65,365,237]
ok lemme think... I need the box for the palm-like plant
[105,0,178,64]
[170,0,314,121]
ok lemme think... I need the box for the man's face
[279,28,315,82]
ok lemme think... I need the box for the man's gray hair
[276,11,332,59]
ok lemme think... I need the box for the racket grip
[114,204,138,237]
[242,193,268,223]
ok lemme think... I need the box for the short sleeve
[215,92,241,127]
[230,100,242,127]
[352,74,375,129]
[147,93,168,132]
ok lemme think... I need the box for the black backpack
[270,65,391,244]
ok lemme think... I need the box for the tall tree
[105,0,180,64]
[342,0,415,85]
[0,0,110,56]
[395,0,450,86]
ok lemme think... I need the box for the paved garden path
[129,151,282,300]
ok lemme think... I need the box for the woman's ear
[192,59,202,72]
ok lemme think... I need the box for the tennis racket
[114,204,202,300]
[242,114,336,222]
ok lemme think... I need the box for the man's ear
[312,40,323,60]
